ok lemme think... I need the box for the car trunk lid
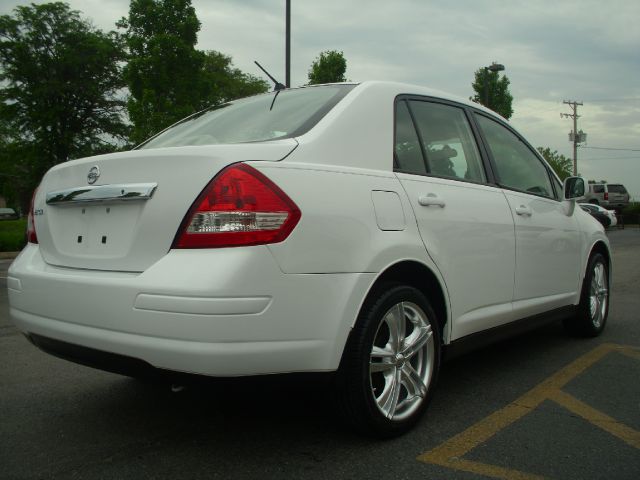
[33,141,297,272]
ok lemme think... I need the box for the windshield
[138,84,356,149]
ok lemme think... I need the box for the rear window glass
[139,85,356,149]
[607,184,627,194]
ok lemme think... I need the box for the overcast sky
[2,0,639,199]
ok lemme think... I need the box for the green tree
[537,147,572,180]
[201,51,268,105]
[0,2,127,211]
[118,0,206,144]
[308,50,347,85]
[471,67,514,119]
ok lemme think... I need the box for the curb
[0,251,21,260]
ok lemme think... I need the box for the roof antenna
[254,61,286,91]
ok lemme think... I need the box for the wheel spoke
[402,325,432,359]
[379,368,402,418]
[370,361,395,373]
[386,303,406,352]
[401,364,427,398]
[371,345,394,359]
[596,264,605,289]
[370,346,396,373]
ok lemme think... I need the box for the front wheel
[564,253,609,337]
[335,284,441,437]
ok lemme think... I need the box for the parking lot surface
[1,229,639,479]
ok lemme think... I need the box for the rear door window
[394,101,427,175]
[409,101,486,182]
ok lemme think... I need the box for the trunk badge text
[87,166,100,185]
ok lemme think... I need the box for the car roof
[354,81,507,118]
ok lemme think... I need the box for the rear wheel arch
[354,261,448,344]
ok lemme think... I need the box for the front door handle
[418,193,445,208]
[515,205,532,217]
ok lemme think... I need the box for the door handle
[418,193,445,208]
[515,205,532,217]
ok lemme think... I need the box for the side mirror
[564,176,585,200]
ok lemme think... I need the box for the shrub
[622,203,640,215]
[620,203,640,225]
[0,219,27,251]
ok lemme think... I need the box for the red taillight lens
[27,188,38,244]
[604,192,609,201]
[173,163,301,248]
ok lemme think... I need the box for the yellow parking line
[549,388,640,449]
[620,348,640,361]
[418,343,640,478]
[435,458,545,480]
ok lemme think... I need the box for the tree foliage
[118,0,206,144]
[471,67,514,119]
[308,50,347,85]
[0,2,127,211]
[537,147,572,180]
[201,51,268,105]
[118,1,268,144]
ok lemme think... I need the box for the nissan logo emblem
[87,166,100,185]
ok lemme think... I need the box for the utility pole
[285,0,291,88]
[561,100,585,176]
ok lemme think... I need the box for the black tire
[335,283,441,438]
[563,253,609,337]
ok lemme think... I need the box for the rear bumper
[8,245,374,376]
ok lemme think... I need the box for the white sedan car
[8,82,611,437]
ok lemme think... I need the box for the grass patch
[0,219,27,251]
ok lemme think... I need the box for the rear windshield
[607,184,627,194]
[138,84,356,149]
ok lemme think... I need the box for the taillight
[27,188,38,244]
[173,163,301,248]
[604,192,609,201]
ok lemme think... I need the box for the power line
[579,146,640,152]
[583,97,640,103]
[581,156,640,161]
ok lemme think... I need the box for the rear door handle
[418,194,445,208]
[515,205,532,217]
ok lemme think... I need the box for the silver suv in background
[584,183,629,211]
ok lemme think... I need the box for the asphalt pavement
[1,230,639,479]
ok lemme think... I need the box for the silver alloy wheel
[589,261,608,328]
[369,301,435,421]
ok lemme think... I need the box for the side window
[409,101,486,182]
[394,101,426,175]
[476,114,554,198]
[593,185,605,193]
